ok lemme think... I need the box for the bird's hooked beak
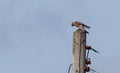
[71,22,75,26]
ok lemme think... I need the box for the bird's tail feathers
[84,25,90,29]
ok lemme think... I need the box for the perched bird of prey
[71,21,90,29]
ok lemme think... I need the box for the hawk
[71,21,90,29]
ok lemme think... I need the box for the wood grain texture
[72,29,86,73]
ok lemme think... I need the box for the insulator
[85,58,91,65]
[84,66,90,72]
[85,46,92,50]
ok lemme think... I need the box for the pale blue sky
[0,0,120,73]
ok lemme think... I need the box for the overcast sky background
[0,0,120,73]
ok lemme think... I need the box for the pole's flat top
[74,29,85,33]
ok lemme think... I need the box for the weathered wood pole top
[72,29,86,73]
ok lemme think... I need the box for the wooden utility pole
[72,29,86,73]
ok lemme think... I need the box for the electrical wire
[68,64,72,73]
[86,49,89,58]
[90,68,100,73]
